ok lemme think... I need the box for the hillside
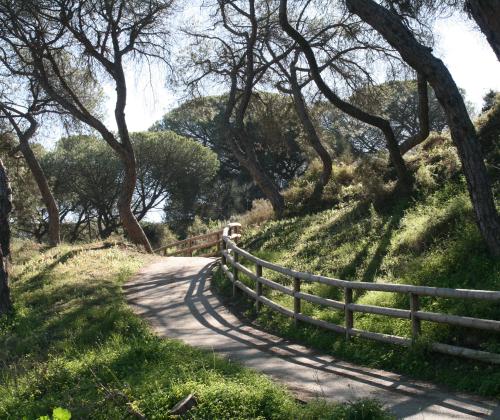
[0,241,390,419]
[214,137,500,397]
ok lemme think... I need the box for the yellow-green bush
[235,199,275,227]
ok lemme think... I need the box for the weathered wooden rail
[220,224,500,364]
[156,223,241,257]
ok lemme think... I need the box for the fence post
[221,237,227,266]
[294,277,301,327]
[188,239,193,257]
[255,264,262,312]
[410,293,421,341]
[344,287,353,341]
[232,252,238,298]
[216,232,221,255]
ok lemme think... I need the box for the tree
[482,90,499,113]
[267,49,333,203]
[278,0,420,193]
[0,79,61,246]
[465,1,500,62]
[345,0,500,256]
[44,131,219,240]
[316,79,448,155]
[182,0,294,216]
[0,134,53,242]
[153,93,309,218]
[45,135,122,239]
[0,156,12,314]
[0,0,175,252]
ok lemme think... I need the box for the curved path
[124,257,499,419]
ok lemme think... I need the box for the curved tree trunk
[118,151,153,253]
[279,0,413,193]
[19,141,60,246]
[465,0,500,62]
[399,74,430,155]
[111,64,153,253]
[0,158,12,315]
[346,0,500,257]
[230,133,285,217]
[289,73,332,203]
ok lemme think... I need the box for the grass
[213,179,500,398]
[0,240,392,419]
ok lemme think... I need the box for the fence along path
[220,224,500,365]
[156,224,241,257]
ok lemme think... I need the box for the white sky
[433,14,500,111]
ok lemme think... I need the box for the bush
[476,92,500,183]
[140,222,177,249]
[186,216,226,237]
[283,156,394,213]
[236,199,275,227]
[408,133,461,193]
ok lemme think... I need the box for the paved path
[124,257,499,419]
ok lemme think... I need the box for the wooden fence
[156,223,242,257]
[220,224,500,365]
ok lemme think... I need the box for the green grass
[0,240,392,419]
[214,179,500,397]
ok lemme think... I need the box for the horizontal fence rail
[156,223,242,257]
[220,224,500,365]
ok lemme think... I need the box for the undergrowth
[214,178,500,398]
[0,241,392,419]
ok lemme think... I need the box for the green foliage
[42,131,219,239]
[186,216,226,237]
[0,241,392,419]
[235,199,275,227]
[284,156,394,214]
[38,407,72,420]
[140,222,177,249]
[476,92,500,185]
[217,175,500,397]
[151,93,307,220]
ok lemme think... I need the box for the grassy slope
[214,179,500,397]
[0,241,391,419]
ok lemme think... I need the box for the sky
[104,12,500,134]
[39,9,499,145]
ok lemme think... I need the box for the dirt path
[124,257,499,419]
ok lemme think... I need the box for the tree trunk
[399,74,430,155]
[346,0,500,257]
[290,73,332,203]
[112,64,153,253]
[230,133,285,217]
[19,140,60,246]
[118,151,153,252]
[0,158,12,315]
[466,0,500,62]
[279,0,412,193]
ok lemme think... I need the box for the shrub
[283,156,396,213]
[476,92,500,183]
[236,199,275,227]
[353,157,394,208]
[406,133,461,193]
[140,222,177,249]
[186,216,226,237]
